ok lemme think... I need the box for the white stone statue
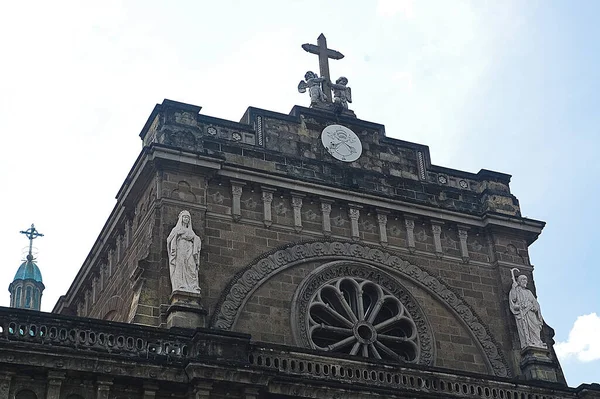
[509,268,546,349]
[331,76,352,109]
[298,71,326,104]
[166,210,201,294]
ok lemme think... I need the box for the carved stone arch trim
[211,240,510,377]
[103,295,125,321]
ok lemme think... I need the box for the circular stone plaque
[321,124,362,162]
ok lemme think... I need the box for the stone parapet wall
[1,307,594,399]
[140,99,522,217]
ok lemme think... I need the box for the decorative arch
[102,295,125,321]
[211,240,510,377]
[16,390,37,399]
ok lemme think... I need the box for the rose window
[307,277,419,362]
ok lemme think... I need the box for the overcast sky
[0,0,598,386]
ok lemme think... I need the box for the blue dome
[13,256,43,284]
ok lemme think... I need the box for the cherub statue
[298,71,326,104]
[331,76,352,109]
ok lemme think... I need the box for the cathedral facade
[2,36,599,399]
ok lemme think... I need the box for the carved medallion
[321,125,362,162]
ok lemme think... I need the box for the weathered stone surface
[44,98,574,396]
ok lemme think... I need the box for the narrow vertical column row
[404,216,416,252]
[230,181,245,222]
[431,220,444,257]
[348,204,361,241]
[376,209,389,247]
[291,193,305,233]
[261,187,274,227]
[320,199,333,237]
[458,225,470,263]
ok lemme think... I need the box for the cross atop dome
[20,223,44,260]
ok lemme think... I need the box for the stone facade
[1,99,598,397]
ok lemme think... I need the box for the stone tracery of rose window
[308,277,420,362]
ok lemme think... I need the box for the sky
[0,0,598,386]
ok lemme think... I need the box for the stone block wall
[54,99,552,380]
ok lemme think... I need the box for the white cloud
[555,313,600,362]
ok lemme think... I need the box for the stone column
[108,248,115,276]
[261,187,274,228]
[92,276,98,303]
[100,264,107,291]
[125,218,132,247]
[231,181,245,222]
[116,234,123,262]
[143,382,159,399]
[0,373,13,399]
[348,205,361,241]
[244,387,261,399]
[320,199,333,237]
[291,193,305,233]
[431,220,444,257]
[404,215,416,252]
[193,382,213,399]
[458,225,470,263]
[84,290,91,316]
[45,371,65,399]
[376,210,389,247]
[95,379,113,399]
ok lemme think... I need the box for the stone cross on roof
[20,223,44,258]
[302,33,344,102]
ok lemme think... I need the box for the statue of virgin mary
[166,210,202,294]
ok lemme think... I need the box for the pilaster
[260,187,274,228]
[348,204,362,241]
[231,181,245,222]
[291,192,305,233]
[431,220,444,257]
[376,209,389,247]
[404,215,416,253]
[320,199,333,237]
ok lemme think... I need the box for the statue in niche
[509,268,547,349]
[166,210,202,294]
[298,71,326,104]
[331,76,352,109]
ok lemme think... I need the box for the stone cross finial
[20,223,44,258]
[302,34,344,102]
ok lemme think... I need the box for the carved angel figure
[166,210,202,294]
[331,76,352,109]
[509,269,546,349]
[298,71,326,104]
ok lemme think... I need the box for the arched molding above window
[211,240,510,377]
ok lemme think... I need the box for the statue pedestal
[166,290,207,329]
[520,346,558,383]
